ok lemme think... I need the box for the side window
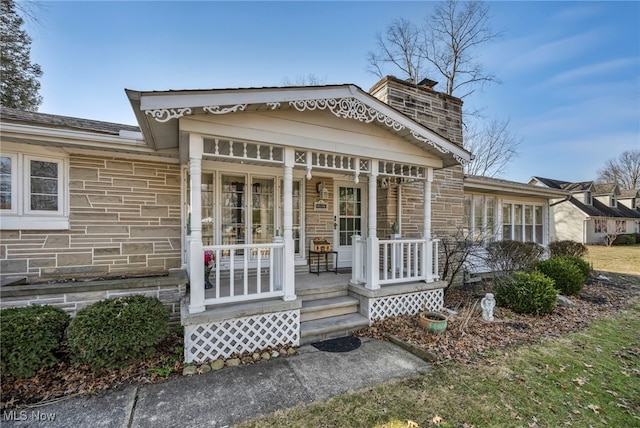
[0,152,68,229]
[0,155,15,211]
[28,158,60,212]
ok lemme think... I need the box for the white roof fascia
[465,176,568,199]
[139,86,353,111]
[0,122,154,153]
[137,84,471,164]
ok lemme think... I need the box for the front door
[334,182,365,266]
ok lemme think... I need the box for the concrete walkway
[2,338,430,428]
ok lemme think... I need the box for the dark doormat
[311,336,361,353]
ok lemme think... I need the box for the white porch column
[188,134,206,314]
[424,168,434,282]
[366,161,380,290]
[282,147,296,301]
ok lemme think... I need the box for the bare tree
[367,0,501,98]
[422,0,501,98]
[280,74,327,87]
[596,149,640,191]
[367,18,423,84]
[464,118,521,177]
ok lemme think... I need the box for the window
[611,195,617,208]
[0,152,68,230]
[502,202,545,244]
[594,219,607,234]
[615,220,626,234]
[0,155,15,211]
[585,191,592,205]
[463,194,497,242]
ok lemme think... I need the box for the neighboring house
[0,76,562,363]
[530,177,640,244]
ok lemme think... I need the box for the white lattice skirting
[369,289,443,322]
[184,310,300,363]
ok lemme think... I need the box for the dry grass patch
[585,244,640,275]
[238,300,640,428]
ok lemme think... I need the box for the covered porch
[126,83,470,363]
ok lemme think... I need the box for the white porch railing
[351,235,440,288]
[202,242,285,306]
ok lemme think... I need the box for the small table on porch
[308,250,338,275]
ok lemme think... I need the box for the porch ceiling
[125,85,471,169]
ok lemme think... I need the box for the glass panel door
[221,174,246,254]
[201,173,215,246]
[335,183,364,266]
[251,177,275,245]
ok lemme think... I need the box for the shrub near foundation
[67,295,170,371]
[0,305,70,378]
[536,257,585,296]
[548,240,588,258]
[494,271,558,315]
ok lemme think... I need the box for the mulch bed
[356,272,640,366]
[2,272,638,410]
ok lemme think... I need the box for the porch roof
[125,84,471,168]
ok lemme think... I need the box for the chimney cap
[417,78,438,89]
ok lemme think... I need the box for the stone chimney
[369,75,463,147]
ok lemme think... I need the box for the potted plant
[204,250,215,290]
[418,311,448,333]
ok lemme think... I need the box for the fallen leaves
[357,278,637,366]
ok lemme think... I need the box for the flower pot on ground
[418,311,448,333]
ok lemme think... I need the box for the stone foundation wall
[0,154,182,282]
[0,272,188,321]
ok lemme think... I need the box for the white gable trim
[129,85,472,166]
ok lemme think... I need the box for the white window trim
[501,200,546,244]
[0,153,18,215]
[0,151,69,230]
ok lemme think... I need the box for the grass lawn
[239,300,640,428]
[585,244,640,275]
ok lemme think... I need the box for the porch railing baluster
[201,242,286,306]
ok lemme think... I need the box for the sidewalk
[2,338,431,428]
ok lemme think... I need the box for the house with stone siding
[1,76,562,363]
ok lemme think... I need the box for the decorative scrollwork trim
[145,108,192,123]
[266,102,281,110]
[409,130,450,154]
[203,104,247,114]
[289,98,405,132]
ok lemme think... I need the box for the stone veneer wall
[0,154,182,282]
[370,76,466,284]
[370,76,465,240]
[369,75,463,147]
[0,273,187,320]
[305,176,335,250]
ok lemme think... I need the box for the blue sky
[24,1,640,184]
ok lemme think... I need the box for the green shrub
[612,234,636,246]
[562,255,591,282]
[494,271,558,315]
[67,295,170,371]
[0,305,70,378]
[536,257,585,296]
[485,240,546,274]
[548,240,588,258]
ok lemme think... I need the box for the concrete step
[300,296,359,322]
[296,282,349,301]
[300,313,370,345]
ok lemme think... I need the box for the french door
[334,182,365,266]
